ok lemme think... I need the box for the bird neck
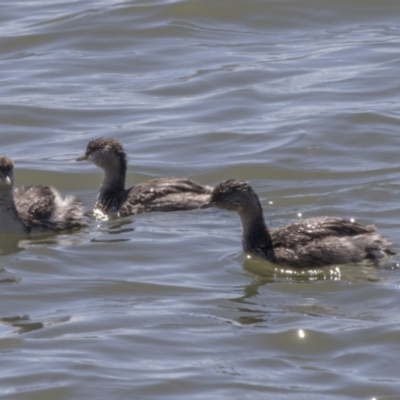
[238,198,276,261]
[97,161,128,214]
[99,161,126,197]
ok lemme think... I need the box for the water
[1,0,400,398]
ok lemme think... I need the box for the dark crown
[85,137,127,166]
[211,179,253,202]
[0,156,14,172]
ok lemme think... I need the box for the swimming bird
[201,179,394,268]
[76,137,212,218]
[0,156,86,234]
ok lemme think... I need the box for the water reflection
[2,315,44,334]
[242,256,343,282]
[0,266,20,284]
[0,314,71,335]
[0,230,89,254]
[106,218,135,234]
[89,219,135,243]
[241,254,392,284]
[18,231,88,250]
[0,234,25,256]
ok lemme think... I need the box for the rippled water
[1,0,400,399]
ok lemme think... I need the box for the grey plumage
[77,137,212,218]
[0,156,86,234]
[202,179,394,268]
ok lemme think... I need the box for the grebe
[77,137,212,218]
[201,179,394,268]
[0,156,86,234]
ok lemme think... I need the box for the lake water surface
[1,1,400,399]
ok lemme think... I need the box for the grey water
[1,0,400,399]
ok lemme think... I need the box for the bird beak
[76,154,87,162]
[200,201,214,209]
[1,175,11,185]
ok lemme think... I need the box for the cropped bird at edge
[76,137,212,219]
[201,179,395,268]
[0,156,86,234]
